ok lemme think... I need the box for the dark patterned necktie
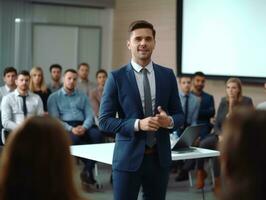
[184,94,189,128]
[142,68,156,147]
[19,95,28,117]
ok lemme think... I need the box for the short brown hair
[3,66,17,77]
[96,69,108,78]
[128,20,156,38]
[78,62,89,70]
[64,68,77,75]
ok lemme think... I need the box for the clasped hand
[72,125,86,136]
[139,106,172,131]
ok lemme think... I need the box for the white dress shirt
[1,89,44,130]
[131,60,174,131]
[0,85,14,106]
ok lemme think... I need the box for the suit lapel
[126,64,144,115]
[153,64,162,115]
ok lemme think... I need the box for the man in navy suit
[99,20,184,200]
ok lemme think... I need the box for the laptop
[171,124,204,152]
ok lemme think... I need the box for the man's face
[180,77,192,94]
[127,28,155,65]
[4,72,17,87]
[15,74,30,92]
[63,72,77,92]
[96,72,107,87]
[78,65,89,80]
[51,68,61,82]
[193,76,205,92]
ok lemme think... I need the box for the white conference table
[71,143,220,188]
[70,142,220,165]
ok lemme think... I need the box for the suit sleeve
[99,73,136,137]
[198,95,215,119]
[1,96,18,130]
[214,99,226,135]
[191,98,200,125]
[167,71,184,130]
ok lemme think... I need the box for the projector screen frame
[176,0,266,84]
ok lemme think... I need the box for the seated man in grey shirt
[1,70,44,142]
[47,64,63,93]
[76,62,96,97]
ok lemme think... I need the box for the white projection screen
[178,0,266,81]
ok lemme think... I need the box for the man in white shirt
[1,70,44,133]
[0,66,17,105]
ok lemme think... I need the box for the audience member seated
[219,108,266,200]
[256,82,266,110]
[1,70,44,143]
[47,64,63,93]
[175,75,200,181]
[195,77,253,194]
[178,75,200,130]
[76,62,96,97]
[90,69,108,119]
[29,66,51,114]
[191,71,215,140]
[0,116,86,200]
[0,67,17,105]
[0,67,17,144]
[48,69,103,190]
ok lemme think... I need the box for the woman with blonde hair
[29,67,51,113]
[0,116,86,200]
[220,108,266,200]
[195,77,253,194]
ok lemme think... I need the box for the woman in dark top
[29,67,51,113]
[195,78,253,194]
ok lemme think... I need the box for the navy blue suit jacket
[99,63,184,172]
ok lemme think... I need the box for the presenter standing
[99,20,184,200]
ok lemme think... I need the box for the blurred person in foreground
[219,108,266,200]
[0,116,86,200]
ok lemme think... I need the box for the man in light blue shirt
[48,69,103,189]
[175,75,200,182]
[178,76,200,129]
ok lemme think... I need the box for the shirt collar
[180,91,190,97]
[14,89,29,97]
[131,59,153,73]
[78,79,88,84]
[61,87,77,96]
[4,85,12,92]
